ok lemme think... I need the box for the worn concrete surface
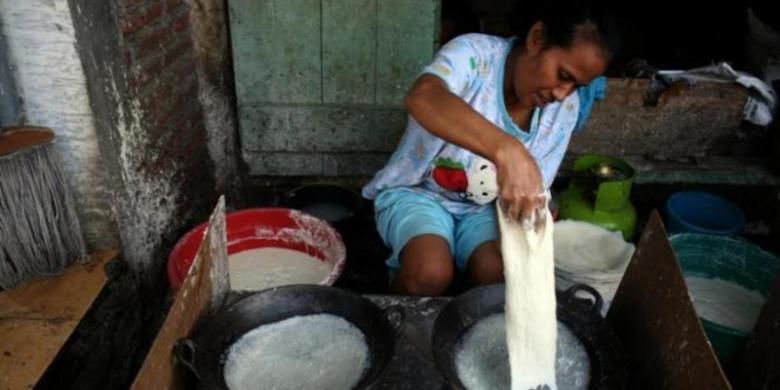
[230,0,438,177]
[39,0,221,388]
[240,105,407,152]
[366,295,450,390]
[189,0,243,198]
[571,78,750,157]
[0,0,119,250]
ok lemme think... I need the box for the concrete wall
[38,0,222,387]
[0,0,119,250]
[570,78,750,157]
[67,0,219,279]
[239,77,756,177]
[230,0,440,177]
[189,0,243,197]
[0,19,21,124]
[229,0,768,179]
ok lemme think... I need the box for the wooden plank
[0,319,79,389]
[0,249,116,390]
[376,0,439,105]
[239,105,406,152]
[228,0,321,104]
[607,211,731,390]
[131,197,228,390]
[322,0,377,104]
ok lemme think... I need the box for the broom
[0,126,87,289]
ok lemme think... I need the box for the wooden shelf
[0,250,118,390]
[558,155,780,187]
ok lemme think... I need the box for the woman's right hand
[493,138,545,222]
[404,75,545,221]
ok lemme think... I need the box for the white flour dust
[228,247,333,291]
[553,219,634,273]
[455,313,591,390]
[224,314,370,390]
[685,276,766,332]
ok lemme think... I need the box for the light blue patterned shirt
[363,33,605,215]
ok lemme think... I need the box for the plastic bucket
[167,208,346,292]
[670,233,780,366]
[664,191,745,236]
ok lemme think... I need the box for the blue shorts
[374,187,499,270]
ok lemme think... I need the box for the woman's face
[512,22,608,109]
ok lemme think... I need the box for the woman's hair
[512,0,621,61]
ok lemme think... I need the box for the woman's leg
[455,205,503,286]
[392,234,454,295]
[466,240,504,285]
[374,188,456,296]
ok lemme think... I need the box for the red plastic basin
[167,208,346,292]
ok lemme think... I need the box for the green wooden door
[229,0,440,176]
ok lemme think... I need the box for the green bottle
[558,154,637,240]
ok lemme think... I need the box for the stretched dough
[497,204,557,390]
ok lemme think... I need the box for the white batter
[553,220,635,308]
[497,204,558,390]
[553,219,634,274]
[685,276,766,332]
[455,313,591,390]
[224,314,370,390]
[228,247,333,291]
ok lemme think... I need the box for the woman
[362,1,620,295]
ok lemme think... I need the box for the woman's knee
[413,257,455,291]
[467,240,504,285]
[394,235,454,295]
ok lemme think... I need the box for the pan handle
[174,338,202,381]
[382,305,407,337]
[562,284,603,315]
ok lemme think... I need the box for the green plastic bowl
[670,233,780,367]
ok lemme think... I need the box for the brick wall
[120,0,216,214]
[40,0,220,388]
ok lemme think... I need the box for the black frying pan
[177,285,403,390]
[432,283,627,390]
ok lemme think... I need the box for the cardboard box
[131,197,228,390]
[736,272,780,388]
[607,211,730,389]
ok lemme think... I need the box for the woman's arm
[405,74,545,220]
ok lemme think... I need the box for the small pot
[282,183,363,230]
[177,285,404,390]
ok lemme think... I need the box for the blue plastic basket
[664,191,745,236]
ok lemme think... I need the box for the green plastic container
[670,233,780,367]
[558,154,636,240]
